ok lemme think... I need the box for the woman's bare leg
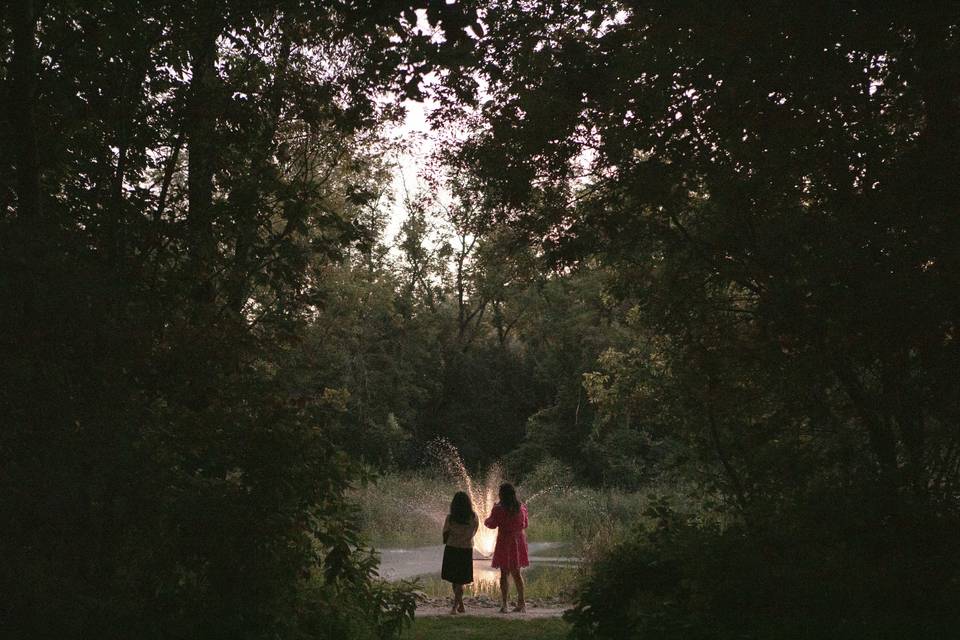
[450,583,459,614]
[454,584,464,612]
[499,570,509,612]
[510,569,525,611]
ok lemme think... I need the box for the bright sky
[383,9,456,245]
[385,99,433,243]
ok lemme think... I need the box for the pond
[378,542,580,599]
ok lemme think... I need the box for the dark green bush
[567,492,960,640]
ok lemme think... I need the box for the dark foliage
[0,0,480,636]
[430,1,960,635]
[567,493,960,640]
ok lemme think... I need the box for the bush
[522,458,576,495]
[298,559,418,640]
[566,491,960,640]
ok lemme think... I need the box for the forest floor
[402,615,569,639]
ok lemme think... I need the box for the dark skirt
[441,545,473,585]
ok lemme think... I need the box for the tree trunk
[831,357,900,491]
[706,399,751,520]
[109,56,148,264]
[9,0,42,221]
[155,123,185,224]
[185,13,220,305]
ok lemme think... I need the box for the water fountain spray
[426,438,503,557]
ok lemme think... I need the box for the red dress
[484,503,529,570]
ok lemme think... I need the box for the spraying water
[426,439,504,557]
[378,444,572,594]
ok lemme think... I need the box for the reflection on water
[471,562,501,595]
[378,542,579,598]
[378,541,573,581]
[467,562,579,597]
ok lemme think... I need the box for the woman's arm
[483,505,500,529]
[442,515,450,544]
[471,514,479,536]
[521,505,528,530]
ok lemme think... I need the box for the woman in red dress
[484,483,529,613]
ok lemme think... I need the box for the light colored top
[443,513,479,549]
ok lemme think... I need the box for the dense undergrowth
[565,489,960,640]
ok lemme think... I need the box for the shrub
[566,491,960,640]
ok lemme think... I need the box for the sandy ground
[416,605,569,619]
[416,596,570,619]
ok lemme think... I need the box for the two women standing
[441,483,529,614]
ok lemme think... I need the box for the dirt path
[416,596,570,619]
[416,605,568,619]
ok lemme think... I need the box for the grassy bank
[401,616,569,640]
[354,471,710,554]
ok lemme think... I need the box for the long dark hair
[498,483,521,515]
[449,491,475,525]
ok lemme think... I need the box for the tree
[0,1,481,636]
[442,0,960,506]
[433,1,960,632]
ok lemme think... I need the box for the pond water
[377,542,580,598]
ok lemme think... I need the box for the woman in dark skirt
[441,491,479,614]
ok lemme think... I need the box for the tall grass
[353,471,713,556]
[354,473,452,547]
